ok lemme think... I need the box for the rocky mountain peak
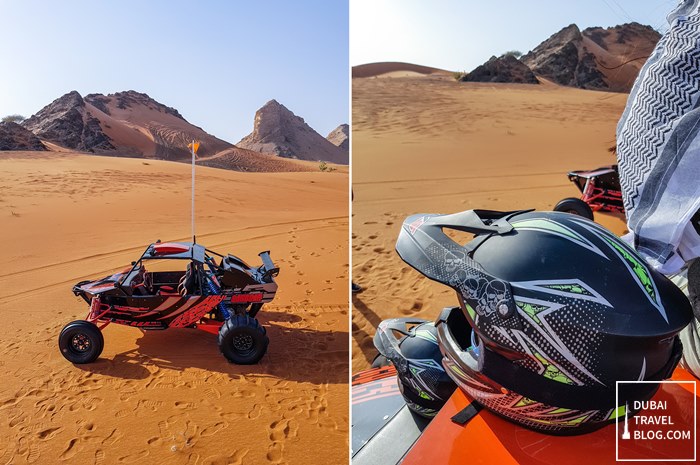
[557,23,583,42]
[327,124,349,151]
[22,91,114,152]
[520,22,660,91]
[520,24,594,88]
[238,101,348,164]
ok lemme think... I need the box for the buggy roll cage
[116,242,279,291]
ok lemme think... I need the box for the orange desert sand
[0,152,348,464]
[352,69,628,373]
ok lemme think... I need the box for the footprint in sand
[174,401,196,410]
[266,442,284,464]
[117,450,149,463]
[201,449,249,465]
[59,438,78,461]
[204,387,221,400]
[118,390,137,401]
[247,404,262,419]
[9,412,26,428]
[200,421,227,437]
[157,421,170,439]
[232,390,255,399]
[135,399,163,412]
[78,420,96,433]
[37,426,62,440]
[25,443,40,463]
[185,453,201,465]
[268,418,299,441]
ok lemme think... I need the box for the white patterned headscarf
[616,0,700,274]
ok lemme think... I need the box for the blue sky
[351,0,679,71]
[0,1,349,143]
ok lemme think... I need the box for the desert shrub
[2,114,25,123]
[319,161,336,172]
[502,50,523,59]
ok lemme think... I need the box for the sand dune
[0,152,348,464]
[85,91,233,160]
[581,35,651,93]
[352,62,451,78]
[352,74,628,373]
[196,147,321,172]
[582,24,659,92]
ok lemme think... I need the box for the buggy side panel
[97,295,225,328]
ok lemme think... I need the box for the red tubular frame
[580,178,625,214]
[87,297,112,329]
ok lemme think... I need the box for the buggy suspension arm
[87,298,112,329]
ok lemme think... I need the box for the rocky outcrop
[238,100,348,164]
[521,22,660,92]
[0,122,46,151]
[22,91,114,152]
[86,90,186,121]
[326,124,349,151]
[21,90,232,158]
[521,24,605,89]
[461,55,539,84]
[584,22,660,51]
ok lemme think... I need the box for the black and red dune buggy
[553,165,624,220]
[59,241,279,365]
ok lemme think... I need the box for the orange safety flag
[187,141,201,155]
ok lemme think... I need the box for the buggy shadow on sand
[59,240,279,365]
[554,165,624,220]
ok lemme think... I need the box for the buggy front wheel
[554,197,594,220]
[218,315,269,364]
[59,320,104,364]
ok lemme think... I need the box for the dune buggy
[59,241,279,364]
[554,165,624,220]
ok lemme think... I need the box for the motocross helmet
[396,209,692,434]
[374,318,457,417]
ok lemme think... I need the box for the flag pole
[191,139,196,244]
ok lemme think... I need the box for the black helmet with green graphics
[373,318,456,417]
[396,209,692,434]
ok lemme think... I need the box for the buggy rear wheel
[218,315,269,364]
[59,320,104,364]
[554,197,594,220]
